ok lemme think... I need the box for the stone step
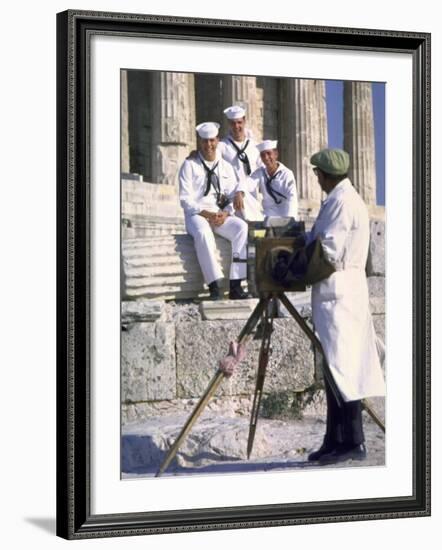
[122,234,233,300]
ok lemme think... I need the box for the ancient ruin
[120,71,386,475]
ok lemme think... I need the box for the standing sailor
[219,105,264,221]
[234,140,298,218]
[179,121,249,300]
[306,148,386,464]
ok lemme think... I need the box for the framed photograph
[56,9,430,539]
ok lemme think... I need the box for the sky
[325,80,385,205]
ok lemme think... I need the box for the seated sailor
[234,139,298,219]
[178,121,249,300]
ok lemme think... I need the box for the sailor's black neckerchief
[263,166,286,204]
[200,156,221,200]
[228,138,251,175]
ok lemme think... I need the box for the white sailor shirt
[237,162,298,218]
[179,153,237,216]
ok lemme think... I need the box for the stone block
[122,300,165,323]
[276,290,312,319]
[199,299,259,320]
[122,322,176,402]
[367,219,385,276]
[175,319,314,399]
[372,314,385,346]
[369,296,385,315]
[367,276,385,298]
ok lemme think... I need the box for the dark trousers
[323,375,364,448]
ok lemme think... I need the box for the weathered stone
[344,82,377,205]
[162,302,202,323]
[122,416,278,472]
[121,413,385,475]
[277,290,312,319]
[369,296,385,315]
[367,219,385,276]
[372,314,385,347]
[122,234,232,301]
[279,79,327,205]
[122,396,257,425]
[122,322,176,402]
[122,179,185,221]
[367,276,385,298]
[151,72,196,185]
[175,319,314,398]
[122,300,165,323]
[200,299,259,320]
[221,76,261,142]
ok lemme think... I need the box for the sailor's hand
[233,191,245,211]
[212,211,229,226]
[199,210,217,223]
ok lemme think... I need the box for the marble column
[256,76,279,140]
[195,74,223,125]
[151,72,196,185]
[344,81,377,205]
[121,70,130,174]
[221,76,262,141]
[279,79,328,205]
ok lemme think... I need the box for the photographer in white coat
[306,148,385,465]
[179,122,249,300]
[234,140,298,219]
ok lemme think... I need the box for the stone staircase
[122,234,233,300]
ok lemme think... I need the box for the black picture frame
[56,9,431,540]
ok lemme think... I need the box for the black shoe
[308,443,337,462]
[318,443,366,465]
[208,281,222,301]
[229,279,249,300]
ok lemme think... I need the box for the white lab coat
[178,153,248,284]
[238,163,298,219]
[307,178,385,402]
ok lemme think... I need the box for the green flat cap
[310,148,350,176]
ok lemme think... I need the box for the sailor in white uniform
[235,140,298,219]
[305,148,386,465]
[218,105,264,221]
[179,121,249,300]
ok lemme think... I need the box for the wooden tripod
[156,292,385,477]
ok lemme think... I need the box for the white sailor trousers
[185,214,248,284]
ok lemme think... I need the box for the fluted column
[151,72,196,185]
[344,82,377,205]
[121,70,130,174]
[221,76,261,141]
[279,79,328,205]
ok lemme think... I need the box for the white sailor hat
[257,140,278,152]
[223,105,246,120]
[195,122,220,139]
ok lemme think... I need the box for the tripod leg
[279,293,385,433]
[278,293,342,408]
[362,399,385,433]
[156,298,267,477]
[247,298,275,458]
